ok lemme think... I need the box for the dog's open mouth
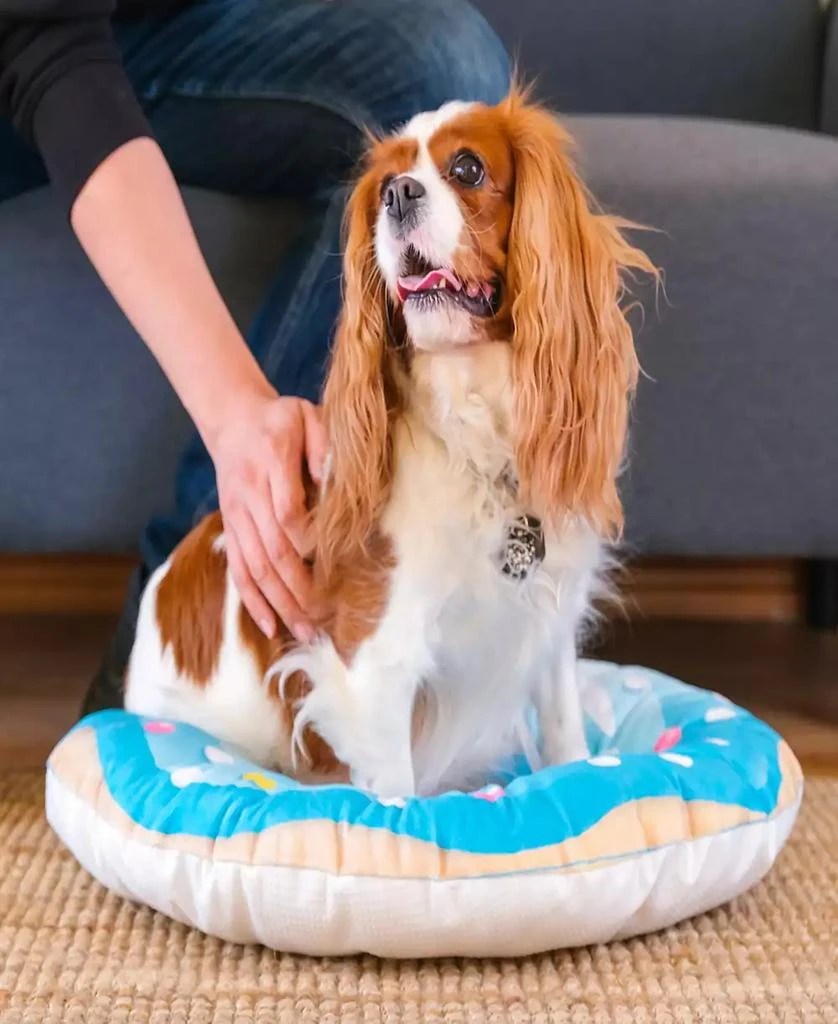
[396,246,499,317]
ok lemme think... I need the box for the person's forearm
[70,137,273,452]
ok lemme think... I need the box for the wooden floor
[0,613,836,774]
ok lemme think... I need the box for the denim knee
[389,0,511,114]
[143,0,510,135]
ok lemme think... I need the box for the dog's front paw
[542,724,590,767]
[351,762,416,802]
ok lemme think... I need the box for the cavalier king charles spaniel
[125,89,655,798]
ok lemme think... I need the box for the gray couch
[2,2,837,584]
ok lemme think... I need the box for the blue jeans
[0,0,509,577]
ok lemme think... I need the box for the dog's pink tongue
[397,268,462,301]
[399,274,428,291]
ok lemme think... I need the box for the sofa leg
[805,559,838,631]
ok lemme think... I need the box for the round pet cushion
[45,661,803,958]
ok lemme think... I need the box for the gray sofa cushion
[566,116,838,555]
[3,117,838,557]
[0,189,303,552]
[475,0,825,129]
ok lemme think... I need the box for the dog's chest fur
[351,348,600,792]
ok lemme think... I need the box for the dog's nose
[384,175,426,222]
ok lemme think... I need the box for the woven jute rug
[0,771,835,1024]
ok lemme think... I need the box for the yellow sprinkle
[242,772,278,792]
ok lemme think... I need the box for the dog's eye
[450,151,484,188]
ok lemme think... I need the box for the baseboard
[0,555,136,615]
[620,559,804,624]
[0,553,805,622]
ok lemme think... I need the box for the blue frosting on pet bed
[45,661,803,958]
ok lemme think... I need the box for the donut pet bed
[46,661,803,959]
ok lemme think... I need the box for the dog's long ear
[504,92,657,538]
[318,166,393,574]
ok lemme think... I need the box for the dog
[124,89,655,799]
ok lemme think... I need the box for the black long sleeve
[0,2,156,207]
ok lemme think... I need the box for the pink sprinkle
[473,785,505,803]
[144,721,176,734]
[654,726,682,753]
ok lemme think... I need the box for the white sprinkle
[660,752,694,768]
[705,738,730,747]
[170,766,206,788]
[588,755,621,768]
[204,745,235,765]
[705,707,737,723]
[622,669,651,692]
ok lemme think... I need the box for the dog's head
[320,89,656,567]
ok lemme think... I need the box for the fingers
[225,523,276,640]
[301,401,328,485]
[213,396,328,643]
[269,403,320,562]
[250,486,317,622]
[269,451,311,561]
[227,504,313,643]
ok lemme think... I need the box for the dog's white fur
[127,559,290,771]
[277,344,597,797]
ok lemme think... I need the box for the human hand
[210,392,328,642]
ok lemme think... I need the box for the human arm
[1,4,326,638]
[72,138,327,641]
